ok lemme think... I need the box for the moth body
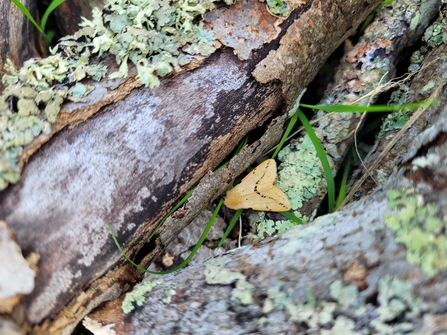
[224,159,291,212]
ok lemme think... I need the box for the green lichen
[122,278,163,313]
[204,256,255,305]
[423,7,447,47]
[261,276,423,334]
[385,189,447,277]
[249,211,309,239]
[259,0,289,16]
[0,0,232,191]
[379,86,411,139]
[409,11,421,30]
[277,136,324,210]
[161,284,177,303]
[375,169,388,185]
[421,80,436,93]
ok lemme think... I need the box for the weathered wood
[0,0,383,333]
[86,99,447,334]
[0,0,40,90]
[286,0,441,216]
[347,41,447,203]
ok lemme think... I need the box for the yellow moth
[224,159,292,212]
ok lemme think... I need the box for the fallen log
[87,97,447,334]
[0,0,385,333]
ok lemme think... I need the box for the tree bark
[86,4,447,334]
[0,0,41,90]
[0,0,384,333]
[86,57,447,332]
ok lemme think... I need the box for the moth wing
[226,185,291,212]
[239,159,277,190]
[224,159,291,212]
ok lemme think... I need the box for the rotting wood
[0,0,383,333]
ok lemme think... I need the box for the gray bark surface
[85,5,447,334]
[0,0,383,333]
[88,102,447,334]
[294,0,440,215]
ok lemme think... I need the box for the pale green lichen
[0,0,230,191]
[249,211,309,239]
[277,136,324,210]
[378,85,411,139]
[260,0,289,16]
[421,80,436,93]
[408,6,446,73]
[161,284,177,303]
[422,6,447,47]
[122,278,163,313]
[375,169,388,185]
[204,256,255,305]
[409,11,421,30]
[385,189,447,277]
[262,276,424,334]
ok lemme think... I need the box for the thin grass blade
[218,209,242,248]
[300,98,436,113]
[335,148,352,210]
[279,211,302,224]
[40,0,65,33]
[297,110,335,213]
[11,0,45,34]
[271,111,299,159]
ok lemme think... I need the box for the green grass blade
[107,199,224,275]
[40,0,65,34]
[297,110,335,213]
[279,211,302,224]
[107,223,158,274]
[218,209,242,248]
[271,110,299,159]
[216,136,248,172]
[335,148,352,210]
[11,0,45,34]
[147,188,194,241]
[359,0,394,34]
[300,98,436,113]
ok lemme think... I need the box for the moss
[122,278,163,314]
[385,189,447,277]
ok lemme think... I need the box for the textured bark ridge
[0,0,383,333]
